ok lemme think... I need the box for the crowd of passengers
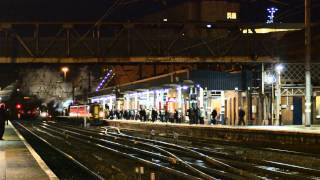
[104,105,231,125]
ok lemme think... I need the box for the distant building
[141,0,240,22]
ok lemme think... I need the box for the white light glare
[266,74,275,84]
[275,64,284,73]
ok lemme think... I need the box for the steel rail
[121,128,320,177]
[40,123,216,180]
[46,121,319,179]
[103,129,262,180]
[73,124,319,179]
[36,123,202,180]
[46,122,262,179]
[15,122,105,180]
[193,147,320,177]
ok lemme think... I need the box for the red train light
[16,104,22,109]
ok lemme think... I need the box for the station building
[89,69,257,125]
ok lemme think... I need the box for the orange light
[61,67,69,73]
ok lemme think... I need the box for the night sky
[0,0,318,22]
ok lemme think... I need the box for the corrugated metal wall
[190,70,252,90]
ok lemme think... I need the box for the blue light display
[266,7,278,24]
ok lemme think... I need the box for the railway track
[13,120,320,180]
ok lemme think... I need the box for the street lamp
[275,64,284,74]
[61,67,69,80]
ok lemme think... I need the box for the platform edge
[9,121,59,180]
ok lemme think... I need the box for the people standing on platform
[109,109,114,119]
[174,110,179,123]
[164,110,169,122]
[188,108,195,124]
[168,112,174,123]
[135,111,140,120]
[199,107,205,124]
[211,109,217,125]
[0,105,6,140]
[130,110,135,120]
[115,109,120,119]
[139,108,147,122]
[139,109,142,121]
[119,109,124,119]
[139,108,143,121]
[123,110,127,119]
[151,108,158,122]
[194,106,200,124]
[238,108,246,126]
[104,108,110,119]
[146,109,151,121]
[159,110,164,122]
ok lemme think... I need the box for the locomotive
[69,103,104,120]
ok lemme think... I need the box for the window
[316,96,320,118]
[227,12,237,20]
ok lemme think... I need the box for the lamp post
[265,72,274,125]
[275,64,283,126]
[305,0,312,127]
[61,67,69,80]
[61,67,75,104]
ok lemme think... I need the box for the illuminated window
[227,12,237,20]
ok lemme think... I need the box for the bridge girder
[0,22,298,63]
[0,56,278,64]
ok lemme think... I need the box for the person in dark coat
[123,110,128,120]
[139,108,147,122]
[115,109,120,119]
[164,110,169,123]
[151,108,158,122]
[211,109,218,125]
[188,108,195,124]
[174,110,179,123]
[0,105,6,140]
[109,110,114,119]
[159,110,164,122]
[194,106,200,124]
[238,108,246,126]
[139,109,143,121]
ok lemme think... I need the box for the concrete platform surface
[105,119,320,153]
[0,121,57,180]
[105,119,320,135]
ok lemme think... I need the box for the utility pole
[305,0,312,127]
[275,71,281,125]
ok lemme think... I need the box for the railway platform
[0,121,57,180]
[105,119,320,153]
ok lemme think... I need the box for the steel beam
[15,34,34,57]
[0,56,278,63]
[0,21,298,62]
